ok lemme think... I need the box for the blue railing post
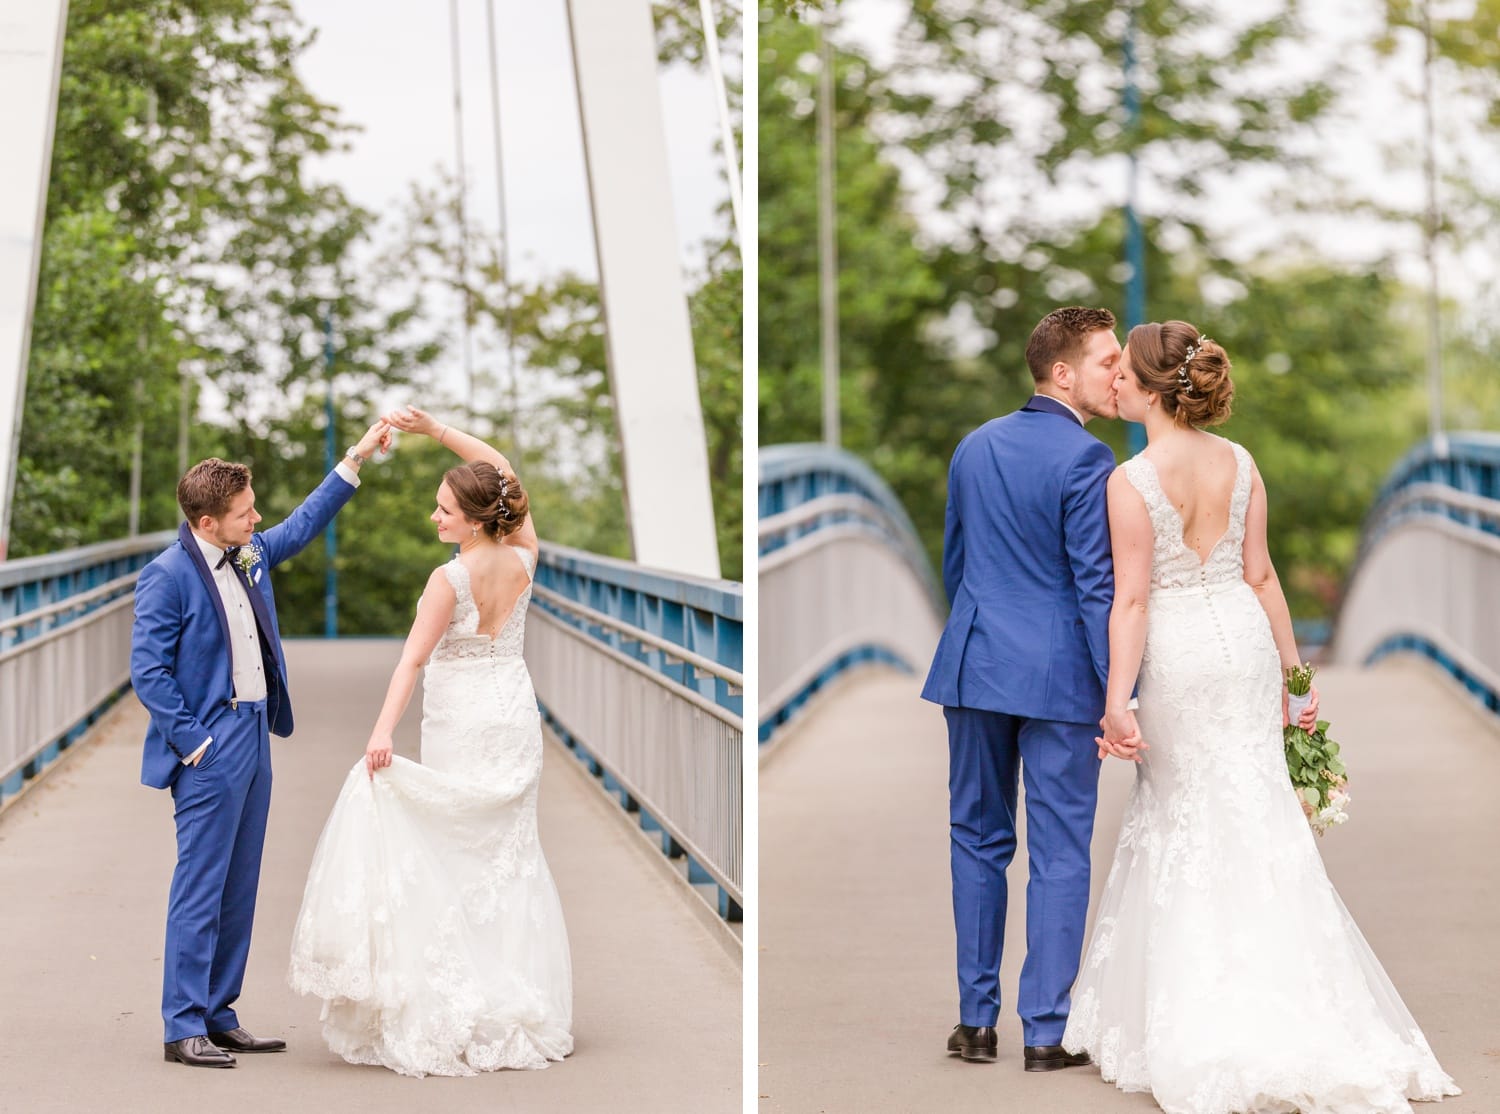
[323,310,338,639]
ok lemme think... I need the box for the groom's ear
[1051,361,1073,388]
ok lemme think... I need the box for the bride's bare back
[1140,433,1239,565]
[457,541,537,638]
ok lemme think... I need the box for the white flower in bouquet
[1284,663,1351,837]
[1313,787,1351,834]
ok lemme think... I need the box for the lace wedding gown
[289,550,573,1076]
[1062,441,1458,1114]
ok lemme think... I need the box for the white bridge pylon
[0,0,69,562]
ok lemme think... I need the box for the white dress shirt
[182,462,360,764]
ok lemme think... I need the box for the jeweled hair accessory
[497,473,513,519]
[1176,334,1210,395]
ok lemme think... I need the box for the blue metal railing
[0,531,175,651]
[1365,634,1500,716]
[1338,432,1500,715]
[0,532,176,802]
[3,536,747,908]
[534,543,742,715]
[759,444,943,745]
[529,543,744,922]
[1357,432,1500,558]
[759,444,940,598]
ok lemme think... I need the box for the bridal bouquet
[1284,664,1350,835]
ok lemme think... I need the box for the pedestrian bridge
[0,542,742,1111]
[757,437,1500,1113]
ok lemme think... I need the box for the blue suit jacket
[131,469,357,789]
[920,396,1115,724]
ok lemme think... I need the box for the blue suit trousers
[162,700,271,1042]
[946,707,1100,1045]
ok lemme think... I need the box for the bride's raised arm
[387,406,510,470]
[387,406,537,547]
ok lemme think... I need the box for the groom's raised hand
[344,419,393,473]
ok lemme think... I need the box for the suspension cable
[698,0,741,243]
[484,0,521,456]
[449,0,475,411]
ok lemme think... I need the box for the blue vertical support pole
[323,310,338,638]
[1124,8,1147,456]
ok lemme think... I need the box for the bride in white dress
[289,408,572,1077]
[1062,322,1458,1114]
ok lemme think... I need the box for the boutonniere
[234,544,263,576]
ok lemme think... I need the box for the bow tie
[216,546,241,570]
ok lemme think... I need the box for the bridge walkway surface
[0,641,740,1113]
[760,662,1498,1113]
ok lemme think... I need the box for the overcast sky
[832,0,1497,319]
[281,0,737,421]
[291,0,734,283]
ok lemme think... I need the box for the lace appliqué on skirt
[1062,439,1459,1113]
[289,546,571,1077]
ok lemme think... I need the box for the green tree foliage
[13,206,189,549]
[1210,266,1425,612]
[759,14,953,561]
[881,0,1334,386]
[692,239,746,579]
[17,0,743,636]
[758,2,1499,620]
[16,0,432,563]
[655,0,746,579]
[379,175,741,580]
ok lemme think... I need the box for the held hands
[365,732,394,780]
[384,405,442,439]
[1097,706,1148,763]
[1283,682,1320,730]
[353,418,394,460]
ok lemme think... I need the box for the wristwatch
[345,445,365,465]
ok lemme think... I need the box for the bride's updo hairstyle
[443,461,529,538]
[1126,320,1234,427]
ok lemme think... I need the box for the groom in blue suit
[132,420,388,1067]
[922,306,1132,1069]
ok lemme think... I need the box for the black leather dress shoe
[1023,1044,1091,1072]
[164,1036,236,1068]
[947,1024,998,1063]
[208,1027,287,1053]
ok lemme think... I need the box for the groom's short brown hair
[177,458,251,523]
[1025,306,1117,383]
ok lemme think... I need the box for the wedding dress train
[289,549,573,1076]
[1062,441,1458,1114]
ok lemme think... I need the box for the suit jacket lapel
[1021,395,1084,426]
[179,522,234,657]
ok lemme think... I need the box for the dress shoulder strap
[511,546,537,581]
[441,557,473,602]
[1122,455,1170,517]
[1228,441,1254,528]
